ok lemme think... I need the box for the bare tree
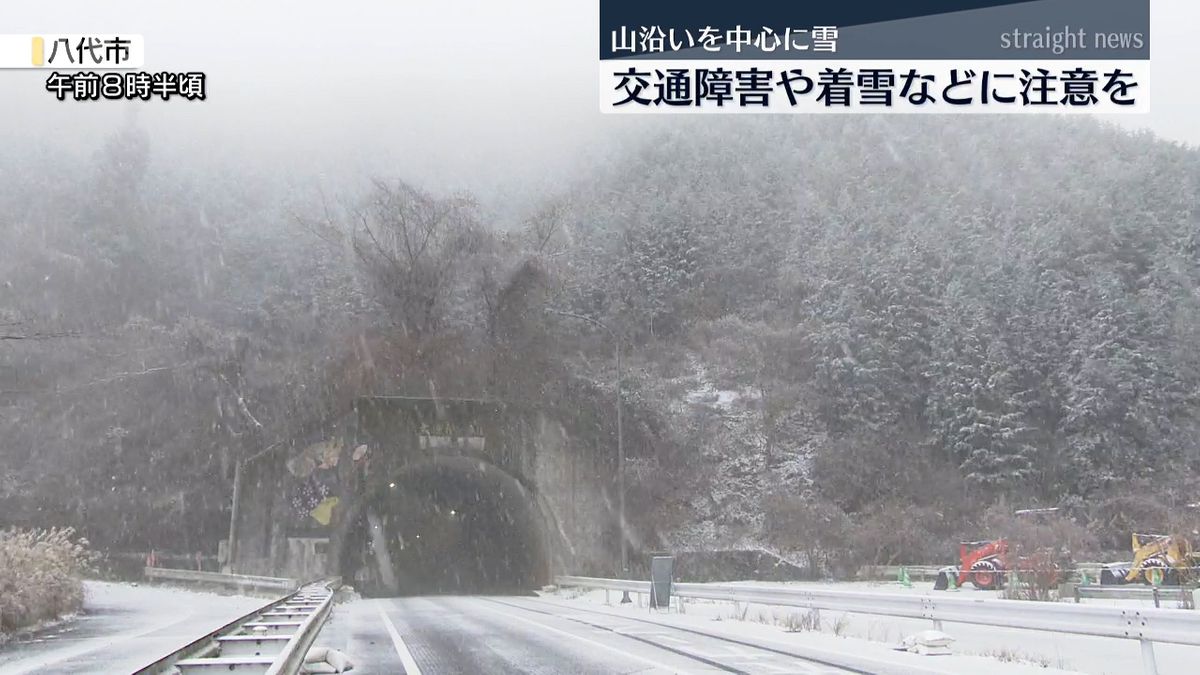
[350,180,486,338]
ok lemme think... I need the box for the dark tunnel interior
[350,459,549,596]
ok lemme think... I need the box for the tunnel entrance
[352,457,549,596]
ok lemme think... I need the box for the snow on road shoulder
[0,580,267,675]
[83,579,272,609]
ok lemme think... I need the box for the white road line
[376,600,423,675]
[722,646,764,659]
[613,628,692,645]
[473,601,695,673]
[754,665,799,674]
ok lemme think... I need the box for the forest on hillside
[3,115,1199,570]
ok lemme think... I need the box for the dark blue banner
[600,0,1150,60]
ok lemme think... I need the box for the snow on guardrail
[143,567,300,593]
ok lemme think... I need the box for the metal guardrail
[556,575,1200,674]
[857,565,944,581]
[144,567,299,593]
[264,583,337,675]
[1073,584,1196,607]
[152,579,338,674]
[859,562,1164,583]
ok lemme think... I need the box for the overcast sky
[1,1,1195,196]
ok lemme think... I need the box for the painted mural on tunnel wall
[286,439,369,529]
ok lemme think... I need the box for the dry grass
[825,613,850,637]
[0,528,94,634]
[1178,592,1196,610]
[866,620,898,643]
[781,608,822,632]
[977,647,1057,668]
[710,604,850,638]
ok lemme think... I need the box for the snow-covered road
[3,580,1192,673]
[310,592,1077,674]
[0,581,266,674]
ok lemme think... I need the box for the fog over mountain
[2,0,1199,590]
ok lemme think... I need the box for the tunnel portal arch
[348,454,556,595]
[228,396,620,587]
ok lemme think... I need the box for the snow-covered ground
[546,581,1200,674]
[732,578,1192,610]
[318,592,1075,674]
[0,581,266,675]
[708,576,1197,622]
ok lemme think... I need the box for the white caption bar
[600,60,1149,114]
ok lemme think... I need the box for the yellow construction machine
[1122,532,1200,585]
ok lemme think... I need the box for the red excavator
[935,508,1069,591]
[955,539,1009,590]
[934,539,1065,590]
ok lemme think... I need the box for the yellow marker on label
[31,36,44,66]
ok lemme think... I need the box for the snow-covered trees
[547,115,1200,557]
[3,113,1200,565]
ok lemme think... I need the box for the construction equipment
[954,539,1008,590]
[935,508,1071,591]
[934,539,1014,590]
[933,539,1067,590]
[1121,532,1200,586]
